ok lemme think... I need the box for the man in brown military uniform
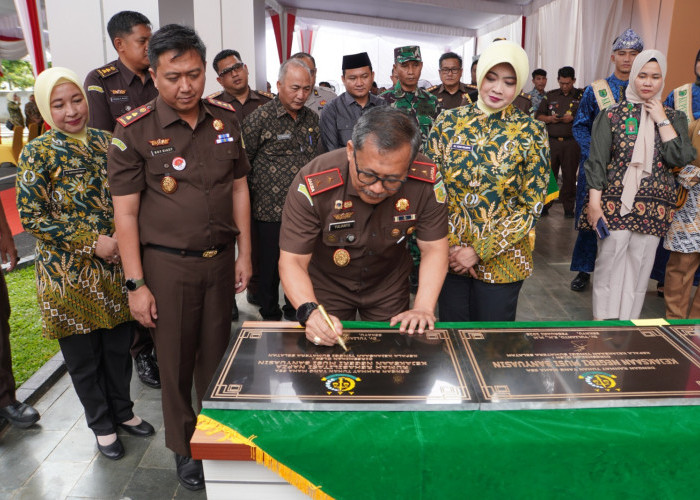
[279,107,448,345]
[83,10,161,388]
[291,52,337,116]
[536,66,582,217]
[84,11,158,132]
[428,52,477,110]
[210,49,274,121]
[108,25,251,491]
[210,48,273,316]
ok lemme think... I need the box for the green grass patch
[6,264,59,386]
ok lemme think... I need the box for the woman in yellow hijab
[16,67,153,460]
[427,40,550,322]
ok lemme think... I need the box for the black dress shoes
[118,419,155,437]
[246,290,260,306]
[176,454,205,491]
[570,271,590,292]
[0,401,40,428]
[135,349,161,388]
[97,437,124,460]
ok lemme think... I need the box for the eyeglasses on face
[353,151,407,191]
[219,62,245,77]
[440,68,461,74]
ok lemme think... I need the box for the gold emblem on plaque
[213,119,224,131]
[390,228,401,238]
[406,226,415,235]
[333,248,350,267]
[161,175,178,194]
[395,198,409,211]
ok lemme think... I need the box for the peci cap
[342,52,372,71]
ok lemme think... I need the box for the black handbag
[6,120,13,131]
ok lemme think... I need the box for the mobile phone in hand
[595,218,610,239]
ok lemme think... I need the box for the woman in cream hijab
[426,40,550,322]
[583,50,696,320]
[16,67,153,460]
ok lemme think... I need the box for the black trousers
[58,321,135,436]
[0,272,15,407]
[438,273,523,322]
[549,137,580,213]
[255,220,294,320]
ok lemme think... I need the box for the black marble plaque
[203,326,475,411]
[459,326,700,407]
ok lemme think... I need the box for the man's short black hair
[107,11,151,47]
[148,24,206,72]
[213,49,242,73]
[439,52,462,68]
[557,66,576,79]
[532,68,547,78]
[291,52,316,68]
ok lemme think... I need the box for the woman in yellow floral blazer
[427,41,549,321]
[16,67,152,460]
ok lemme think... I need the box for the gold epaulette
[257,90,275,99]
[96,64,119,78]
[206,90,224,99]
[519,91,531,101]
[206,97,235,112]
[426,85,439,93]
[408,161,437,183]
[305,168,344,195]
[116,105,152,127]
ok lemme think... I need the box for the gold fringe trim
[545,190,559,205]
[196,414,335,500]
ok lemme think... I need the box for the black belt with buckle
[147,243,227,258]
[555,136,574,141]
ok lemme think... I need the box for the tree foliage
[1,60,35,90]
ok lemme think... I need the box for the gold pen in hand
[317,304,348,351]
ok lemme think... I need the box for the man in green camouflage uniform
[380,46,440,288]
[380,46,440,151]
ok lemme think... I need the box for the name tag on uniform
[150,147,175,157]
[64,168,87,176]
[110,96,129,102]
[329,221,355,231]
[451,144,472,152]
[277,133,292,140]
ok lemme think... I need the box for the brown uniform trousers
[0,272,15,407]
[143,245,236,456]
[549,137,581,213]
[664,252,700,319]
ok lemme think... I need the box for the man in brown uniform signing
[108,24,251,490]
[279,107,448,345]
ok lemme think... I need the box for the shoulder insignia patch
[257,90,275,99]
[304,168,344,196]
[111,137,127,151]
[116,106,152,127]
[206,91,224,99]
[408,161,437,183]
[206,97,235,112]
[427,85,439,93]
[519,91,531,101]
[466,84,477,90]
[96,64,119,78]
[87,85,104,93]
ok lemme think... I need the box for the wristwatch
[296,302,319,326]
[125,278,146,292]
[656,119,671,128]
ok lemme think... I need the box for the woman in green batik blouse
[427,40,549,321]
[16,67,153,460]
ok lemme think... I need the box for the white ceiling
[266,0,555,39]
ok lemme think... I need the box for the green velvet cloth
[201,320,700,499]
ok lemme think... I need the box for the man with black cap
[569,28,643,292]
[380,45,440,150]
[320,52,386,151]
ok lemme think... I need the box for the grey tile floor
[0,201,670,499]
